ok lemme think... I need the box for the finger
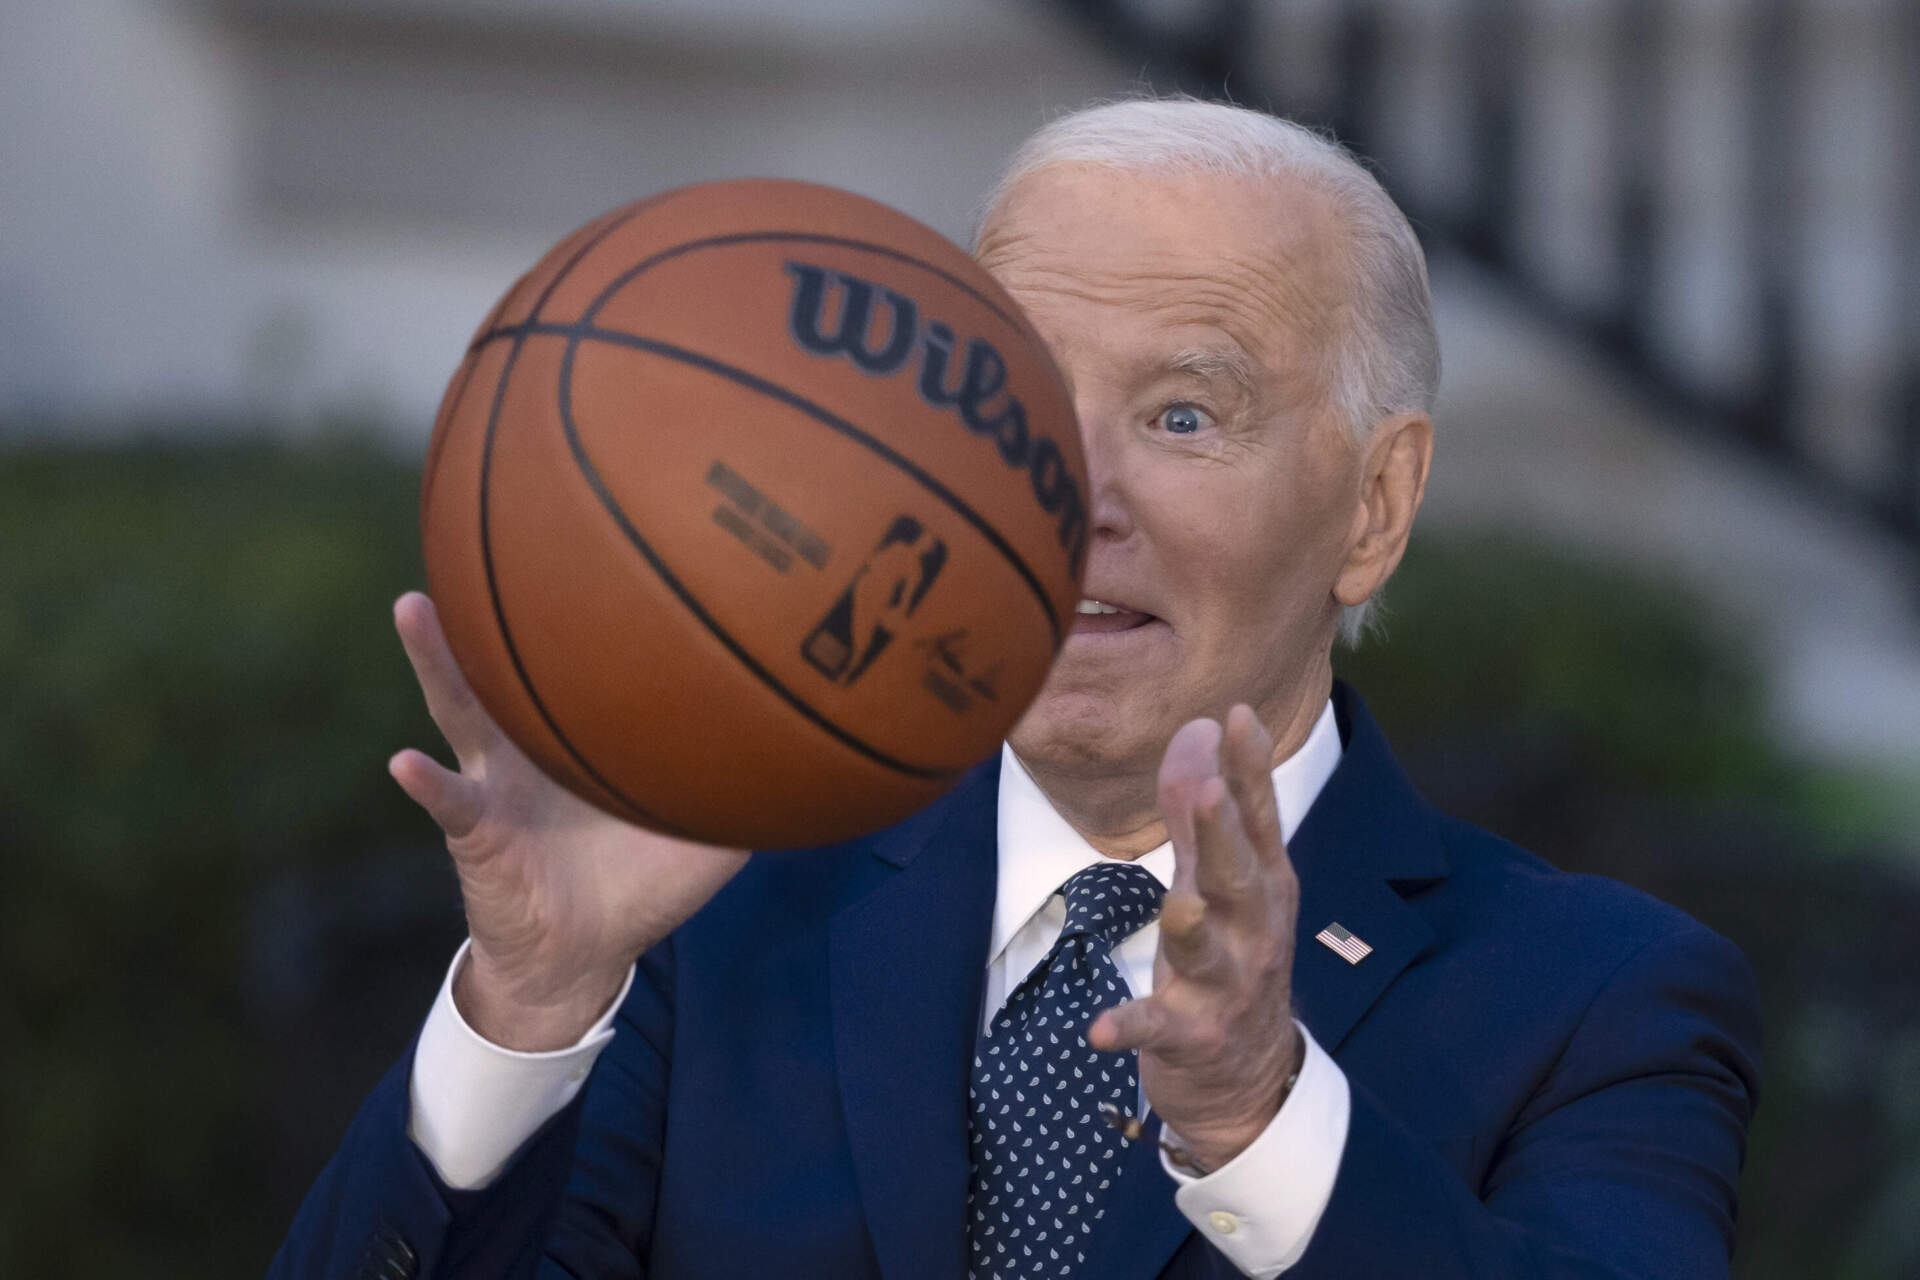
[1221,704,1284,862]
[394,592,497,766]
[1157,718,1223,896]
[1188,775,1266,920]
[1087,993,1179,1055]
[1157,716,1224,793]
[390,747,486,839]
[1157,890,1233,984]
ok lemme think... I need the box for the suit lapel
[1290,871,1434,1053]
[830,764,999,1280]
[1287,684,1448,1052]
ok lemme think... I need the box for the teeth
[1076,599,1121,615]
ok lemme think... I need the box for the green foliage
[1340,531,1784,802]
[0,439,440,1277]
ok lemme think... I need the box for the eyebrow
[1164,345,1258,396]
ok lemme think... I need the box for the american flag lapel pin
[1315,922,1373,965]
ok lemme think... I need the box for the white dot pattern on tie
[966,860,1165,1280]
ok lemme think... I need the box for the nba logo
[803,515,948,685]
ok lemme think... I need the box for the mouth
[1070,597,1159,636]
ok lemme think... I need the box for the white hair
[976,97,1439,645]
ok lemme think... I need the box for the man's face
[979,164,1367,780]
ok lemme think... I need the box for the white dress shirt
[410,701,1350,1278]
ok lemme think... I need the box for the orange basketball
[421,179,1087,847]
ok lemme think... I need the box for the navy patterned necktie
[967,860,1166,1280]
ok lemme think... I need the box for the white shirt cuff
[406,939,634,1190]
[1159,1022,1350,1277]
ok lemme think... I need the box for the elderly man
[275,99,1759,1279]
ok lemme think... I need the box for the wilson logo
[784,261,1087,576]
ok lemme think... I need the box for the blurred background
[3,0,1916,1275]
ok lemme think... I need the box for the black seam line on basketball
[510,317,1063,648]
[466,230,1025,355]
[528,192,685,320]
[465,190,678,356]
[476,335,689,834]
[552,333,965,784]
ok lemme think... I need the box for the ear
[1334,411,1433,608]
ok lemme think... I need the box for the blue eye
[1159,405,1209,434]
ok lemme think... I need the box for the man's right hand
[388,591,749,1051]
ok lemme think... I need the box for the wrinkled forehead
[975,163,1352,374]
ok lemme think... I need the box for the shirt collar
[990,699,1342,965]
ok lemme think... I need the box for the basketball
[420,179,1087,848]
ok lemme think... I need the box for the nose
[1075,398,1134,545]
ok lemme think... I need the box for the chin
[1008,687,1163,779]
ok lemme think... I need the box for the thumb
[390,748,486,840]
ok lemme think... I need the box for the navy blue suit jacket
[274,685,1760,1278]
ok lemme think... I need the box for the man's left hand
[1088,704,1305,1173]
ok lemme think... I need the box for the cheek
[1144,469,1345,640]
